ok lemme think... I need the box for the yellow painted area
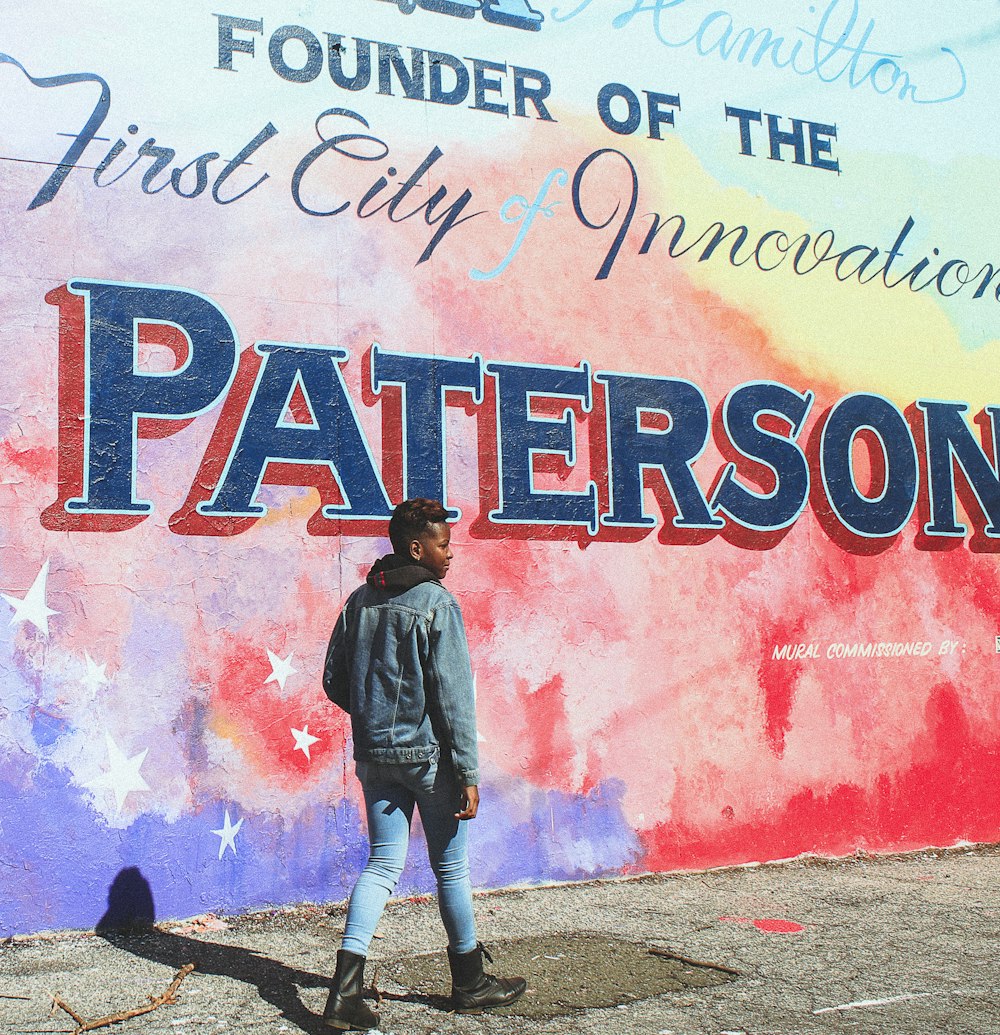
[637,137,1000,412]
[256,488,324,527]
[210,715,239,743]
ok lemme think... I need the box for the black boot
[323,949,380,1031]
[447,942,527,1014]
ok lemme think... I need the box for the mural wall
[2,0,999,936]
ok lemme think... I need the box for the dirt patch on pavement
[388,933,736,1020]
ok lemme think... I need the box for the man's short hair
[389,498,449,555]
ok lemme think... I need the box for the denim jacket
[323,571,480,787]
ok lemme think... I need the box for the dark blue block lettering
[917,400,1000,538]
[370,345,483,518]
[725,105,762,156]
[417,0,479,17]
[472,58,507,114]
[269,25,324,83]
[711,381,813,530]
[598,373,720,529]
[820,394,918,537]
[65,280,238,514]
[597,83,642,135]
[377,43,426,99]
[429,51,470,104]
[482,0,543,30]
[216,15,262,71]
[487,361,598,532]
[197,343,391,520]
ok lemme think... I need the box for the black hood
[366,554,437,591]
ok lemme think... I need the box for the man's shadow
[94,867,401,1034]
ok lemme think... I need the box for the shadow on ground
[92,869,736,1030]
[95,866,332,1034]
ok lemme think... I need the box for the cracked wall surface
[1,3,998,936]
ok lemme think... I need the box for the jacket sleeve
[424,601,480,786]
[322,609,351,713]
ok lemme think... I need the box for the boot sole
[323,1014,379,1031]
[455,984,528,1014]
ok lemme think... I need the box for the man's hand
[456,785,479,820]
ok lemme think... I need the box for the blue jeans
[342,760,478,956]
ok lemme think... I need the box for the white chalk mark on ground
[814,989,971,1014]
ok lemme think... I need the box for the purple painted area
[328,777,638,908]
[1,759,639,936]
[384,777,640,897]
[470,779,640,886]
[29,706,70,748]
[0,762,369,936]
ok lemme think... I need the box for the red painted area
[515,673,574,786]
[752,918,805,933]
[639,679,1000,870]
[755,615,807,757]
[361,344,405,506]
[0,440,56,480]
[719,917,805,933]
[192,632,340,785]
[282,379,314,425]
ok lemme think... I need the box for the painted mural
[2,1,999,936]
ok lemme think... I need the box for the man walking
[322,498,526,1030]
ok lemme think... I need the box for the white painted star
[473,671,485,743]
[291,724,320,761]
[81,652,109,696]
[265,649,297,691]
[2,559,59,636]
[86,733,149,813]
[212,809,244,860]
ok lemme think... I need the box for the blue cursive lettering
[549,0,967,106]
[470,167,567,280]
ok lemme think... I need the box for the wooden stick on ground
[50,995,85,1027]
[648,946,741,977]
[51,963,195,1033]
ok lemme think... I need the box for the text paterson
[43,280,1000,550]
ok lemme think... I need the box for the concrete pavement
[2,844,998,1035]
